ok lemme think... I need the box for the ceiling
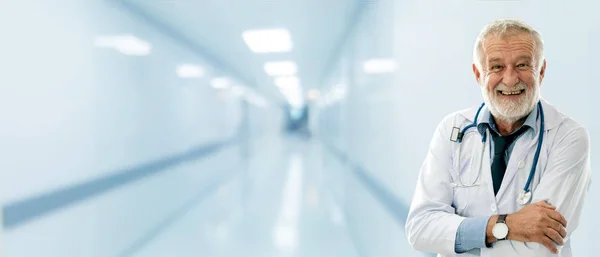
[121,0,362,106]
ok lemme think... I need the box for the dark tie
[490,128,525,195]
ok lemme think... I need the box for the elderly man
[405,18,592,257]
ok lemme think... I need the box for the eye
[517,63,529,68]
[491,65,503,70]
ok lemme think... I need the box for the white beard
[481,79,539,124]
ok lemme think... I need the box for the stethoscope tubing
[455,101,544,196]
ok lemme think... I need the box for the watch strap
[496,214,508,240]
[497,214,507,224]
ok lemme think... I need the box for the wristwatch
[492,214,509,240]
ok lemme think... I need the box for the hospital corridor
[1,0,600,257]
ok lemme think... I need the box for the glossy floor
[3,134,426,257]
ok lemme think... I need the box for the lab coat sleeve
[405,116,466,254]
[530,126,592,253]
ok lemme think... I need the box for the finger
[558,224,568,239]
[546,209,568,228]
[540,236,558,254]
[536,200,556,210]
[545,227,564,246]
[544,217,567,239]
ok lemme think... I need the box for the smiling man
[405,18,592,257]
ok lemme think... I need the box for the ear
[472,63,482,85]
[538,59,547,84]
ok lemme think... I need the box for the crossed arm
[405,120,591,255]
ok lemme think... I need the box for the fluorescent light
[274,76,300,89]
[287,96,305,109]
[242,29,292,53]
[94,34,151,56]
[264,61,297,76]
[211,77,230,89]
[363,58,397,74]
[274,76,304,108]
[176,64,204,78]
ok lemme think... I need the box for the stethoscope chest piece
[517,190,532,205]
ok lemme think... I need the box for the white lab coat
[405,98,592,257]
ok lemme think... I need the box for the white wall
[0,0,236,204]
[0,1,280,256]
[315,0,600,256]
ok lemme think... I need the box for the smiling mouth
[498,89,525,96]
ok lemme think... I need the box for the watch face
[492,223,509,239]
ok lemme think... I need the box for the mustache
[494,81,527,91]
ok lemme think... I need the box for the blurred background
[0,0,598,256]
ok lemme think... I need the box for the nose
[502,66,519,87]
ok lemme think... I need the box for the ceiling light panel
[274,76,300,89]
[211,77,231,89]
[176,64,204,78]
[264,61,297,76]
[242,29,293,53]
[94,34,152,56]
[363,58,397,74]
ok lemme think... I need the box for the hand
[506,201,567,254]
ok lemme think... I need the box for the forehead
[481,33,536,61]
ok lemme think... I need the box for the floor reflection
[125,135,359,257]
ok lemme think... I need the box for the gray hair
[473,18,545,72]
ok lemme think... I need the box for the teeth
[500,90,522,95]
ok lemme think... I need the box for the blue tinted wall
[313,0,600,256]
[0,1,280,256]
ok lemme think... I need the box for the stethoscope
[451,101,544,206]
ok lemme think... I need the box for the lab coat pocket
[451,154,477,215]
[451,137,487,216]
[452,182,492,216]
[452,187,471,215]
